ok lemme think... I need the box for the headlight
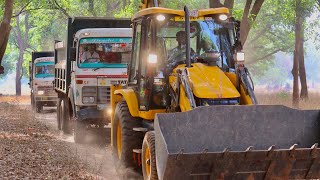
[107,108,112,115]
[156,14,166,21]
[219,14,228,21]
[37,91,44,95]
[148,54,157,64]
[236,52,245,62]
[82,96,95,104]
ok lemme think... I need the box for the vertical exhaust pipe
[184,6,191,68]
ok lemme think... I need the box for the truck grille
[82,86,110,104]
[38,86,56,96]
[97,86,110,103]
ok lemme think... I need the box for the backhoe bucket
[154,105,320,180]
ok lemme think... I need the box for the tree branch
[224,0,235,10]
[209,0,223,8]
[52,0,71,18]
[246,47,290,65]
[250,0,264,22]
[13,0,33,18]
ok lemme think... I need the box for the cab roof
[133,7,229,20]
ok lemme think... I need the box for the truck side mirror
[70,47,76,61]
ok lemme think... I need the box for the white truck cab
[72,28,131,114]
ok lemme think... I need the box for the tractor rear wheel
[142,131,158,180]
[112,101,143,169]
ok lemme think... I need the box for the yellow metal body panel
[139,109,166,120]
[110,84,123,119]
[133,7,229,20]
[114,89,140,117]
[113,87,166,120]
[224,72,253,105]
[169,63,240,99]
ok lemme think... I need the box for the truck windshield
[78,37,132,68]
[35,62,54,78]
[157,18,235,69]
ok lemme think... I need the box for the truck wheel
[74,121,86,144]
[61,99,72,134]
[36,102,43,113]
[57,98,62,130]
[31,94,35,111]
[112,101,143,169]
[142,131,158,180]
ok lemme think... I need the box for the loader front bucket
[154,105,320,180]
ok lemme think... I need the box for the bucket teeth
[267,145,276,158]
[311,143,319,157]
[245,146,253,152]
[311,143,318,149]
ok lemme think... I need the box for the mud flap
[154,105,320,180]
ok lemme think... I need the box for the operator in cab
[81,44,100,63]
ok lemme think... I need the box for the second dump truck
[54,17,132,143]
[29,51,57,113]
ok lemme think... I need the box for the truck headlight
[82,96,95,104]
[107,108,112,115]
[37,91,44,95]
[148,54,157,64]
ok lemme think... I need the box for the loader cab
[128,8,241,111]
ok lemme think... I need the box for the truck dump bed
[32,51,54,63]
[154,105,320,179]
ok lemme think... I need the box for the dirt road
[0,99,143,180]
[35,107,120,180]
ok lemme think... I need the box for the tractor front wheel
[142,131,158,180]
[112,101,142,169]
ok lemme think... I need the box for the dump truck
[110,1,320,180]
[29,51,57,113]
[54,17,132,143]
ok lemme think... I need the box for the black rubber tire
[61,98,72,134]
[31,94,36,111]
[57,98,62,130]
[142,131,158,180]
[74,121,86,144]
[36,102,43,113]
[112,101,143,169]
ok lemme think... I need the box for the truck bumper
[77,107,110,124]
[35,96,58,107]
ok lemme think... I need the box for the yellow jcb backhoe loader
[110,0,320,179]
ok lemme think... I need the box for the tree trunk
[209,0,223,8]
[13,14,29,96]
[292,0,303,108]
[297,15,308,99]
[299,45,308,99]
[209,0,264,45]
[240,0,264,44]
[16,49,24,96]
[0,0,14,74]
[292,50,299,108]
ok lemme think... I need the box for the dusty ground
[256,92,320,109]
[0,102,94,179]
[0,97,137,179]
